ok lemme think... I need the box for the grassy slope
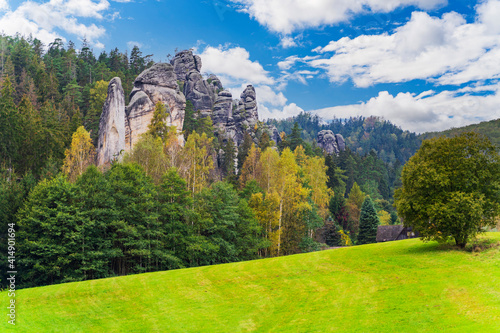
[420,118,500,147]
[3,233,500,332]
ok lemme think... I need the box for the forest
[1,34,408,288]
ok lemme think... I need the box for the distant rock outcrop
[125,63,186,150]
[317,130,346,155]
[96,77,126,165]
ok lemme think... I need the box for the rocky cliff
[97,50,279,166]
[97,64,186,165]
[317,130,346,155]
[126,63,185,150]
[96,77,126,165]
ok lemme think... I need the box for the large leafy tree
[395,133,500,248]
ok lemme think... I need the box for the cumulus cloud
[231,0,446,34]
[259,102,304,120]
[279,36,297,48]
[309,1,500,87]
[310,84,500,133]
[0,0,8,11]
[199,45,274,86]
[0,0,112,47]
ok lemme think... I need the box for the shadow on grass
[403,237,500,255]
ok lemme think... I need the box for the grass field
[3,233,500,332]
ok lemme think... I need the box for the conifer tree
[148,101,170,142]
[357,196,379,245]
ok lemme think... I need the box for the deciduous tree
[395,133,500,248]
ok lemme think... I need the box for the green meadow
[3,233,500,332]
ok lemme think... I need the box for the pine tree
[357,196,379,245]
[183,100,196,139]
[0,76,20,171]
[289,122,304,151]
[237,132,253,169]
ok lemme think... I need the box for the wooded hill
[421,118,500,147]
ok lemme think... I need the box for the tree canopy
[395,132,500,248]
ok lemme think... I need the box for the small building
[376,225,418,242]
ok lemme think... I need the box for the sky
[1,0,500,133]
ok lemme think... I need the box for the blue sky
[1,0,500,133]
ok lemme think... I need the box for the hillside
[3,233,500,332]
[421,118,500,147]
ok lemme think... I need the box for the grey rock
[184,69,216,112]
[317,130,346,155]
[336,134,346,151]
[212,90,233,125]
[170,50,202,83]
[134,63,178,89]
[97,77,126,166]
[125,63,186,151]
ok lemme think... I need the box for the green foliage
[183,100,196,138]
[289,122,304,152]
[237,132,253,169]
[357,197,379,245]
[395,133,500,248]
[421,118,500,148]
[148,101,171,141]
[267,112,421,164]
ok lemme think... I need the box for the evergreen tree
[222,138,237,182]
[0,76,20,171]
[289,122,304,151]
[183,100,196,138]
[148,101,170,142]
[237,132,253,169]
[329,191,351,234]
[259,131,271,151]
[357,197,379,245]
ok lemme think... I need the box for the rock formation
[317,130,346,155]
[184,69,216,113]
[170,50,202,84]
[97,49,280,167]
[97,64,186,165]
[125,63,186,150]
[96,77,126,165]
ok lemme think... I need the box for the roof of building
[376,225,405,242]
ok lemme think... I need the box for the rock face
[125,63,186,151]
[170,50,202,83]
[96,77,126,165]
[97,49,281,167]
[184,69,215,113]
[97,64,186,165]
[317,130,346,155]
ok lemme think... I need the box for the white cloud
[310,84,500,133]
[279,36,297,48]
[0,0,8,11]
[309,1,500,87]
[0,0,111,47]
[199,45,274,86]
[259,102,304,120]
[127,40,143,49]
[231,0,446,34]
